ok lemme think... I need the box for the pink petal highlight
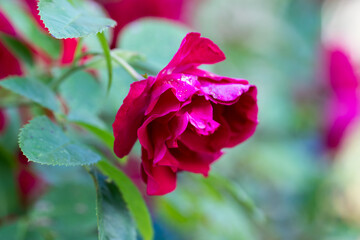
[325,47,359,150]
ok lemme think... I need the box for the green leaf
[97,161,153,240]
[74,122,114,150]
[207,174,265,224]
[97,32,113,92]
[38,0,116,39]
[0,222,18,240]
[30,182,98,239]
[59,71,104,127]
[0,77,60,112]
[0,33,34,66]
[120,19,190,71]
[0,108,22,152]
[19,116,101,166]
[91,169,137,240]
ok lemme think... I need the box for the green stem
[73,51,101,64]
[97,32,113,92]
[0,98,31,108]
[51,50,102,91]
[111,53,144,81]
[16,216,30,240]
[50,65,86,90]
[71,38,83,68]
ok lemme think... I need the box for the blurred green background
[2,0,360,239]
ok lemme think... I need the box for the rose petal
[326,104,358,149]
[184,96,220,135]
[325,47,359,149]
[179,124,229,153]
[329,48,358,101]
[199,78,253,104]
[0,42,22,79]
[0,11,17,35]
[148,73,199,105]
[113,78,154,158]
[141,148,177,195]
[21,0,47,30]
[139,89,180,160]
[0,11,22,79]
[160,32,225,75]
[166,113,189,148]
[168,141,221,176]
[186,67,249,84]
[0,109,6,133]
[60,38,79,65]
[218,86,258,147]
[155,149,179,168]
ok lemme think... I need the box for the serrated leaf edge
[18,116,100,167]
[37,0,117,39]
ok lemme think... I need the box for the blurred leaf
[59,71,104,127]
[0,146,20,218]
[74,122,114,150]
[97,160,153,240]
[19,116,101,166]
[0,2,61,59]
[0,222,17,240]
[120,18,190,71]
[97,32,113,93]
[285,0,321,44]
[207,174,265,224]
[0,33,34,66]
[0,108,22,152]
[91,169,137,240]
[30,182,98,240]
[0,77,60,112]
[38,0,116,39]
[0,220,45,240]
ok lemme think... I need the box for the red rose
[0,9,25,133]
[113,32,258,195]
[17,151,46,206]
[324,47,359,150]
[0,110,6,133]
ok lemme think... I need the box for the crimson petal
[160,32,225,75]
[113,78,154,158]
